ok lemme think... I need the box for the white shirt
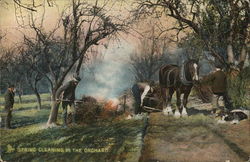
[140,85,150,106]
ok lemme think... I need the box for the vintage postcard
[0,0,249,161]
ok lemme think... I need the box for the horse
[159,60,199,117]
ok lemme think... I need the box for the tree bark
[47,91,60,125]
[18,93,22,104]
[238,39,248,69]
[227,22,235,64]
[26,75,42,110]
[17,83,22,104]
[34,88,42,110]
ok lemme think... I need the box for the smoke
[164,48,214,76]
[75,44,215,100]
[75,40,135,100]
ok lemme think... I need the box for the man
[131,82,154,114]
[203,65,233,113]
[4,84,15,129]
[56,76,81,127]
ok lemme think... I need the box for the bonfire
[67,96,122,124]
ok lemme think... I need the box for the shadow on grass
[187,107,211,116]
[1,118,146,162]
[13,104,51,112]
[0,108,51,129]
[0,105,51,113]
[11,111,49,128]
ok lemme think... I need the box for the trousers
[212,92,233,112]
[3,109,12,128]
[62,101,76,125]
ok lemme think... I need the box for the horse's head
[187,60,199,82]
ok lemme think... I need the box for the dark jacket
[56,81,78,101]
[202,70,227,93]
[4,89,15,110]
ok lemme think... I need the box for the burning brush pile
[68,95,122,124]
[68,84,165,124]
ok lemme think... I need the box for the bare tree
[17,39,46,110]
[130,24,167,81]
[0,47,27,102]
[134,0,249,70]
[24,0,130,126]
[0,0,55,12]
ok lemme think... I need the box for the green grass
[0,93,146,162]
[0,118,145,162]
[0,108,51,128]
[0,93,50,105]
[0,93,51,111]
[12,101,51,110]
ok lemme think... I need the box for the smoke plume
[75,40,135,100]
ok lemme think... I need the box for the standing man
[131,82,154,115]
[4,84,15,129]
[56,76,81,127]
[202,65,233,113]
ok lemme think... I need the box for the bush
[227,66,250,109]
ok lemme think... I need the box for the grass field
[0,93,249,162]
[0,93,51,110]
[0,93,146,162]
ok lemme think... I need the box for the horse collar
[180,62,193,86]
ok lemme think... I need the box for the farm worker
[131,82,154,114]
[56,76,81,127]
[4,84,15,129]
[202,65,233,113]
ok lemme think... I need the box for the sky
[0,0,130,45]
[0,0,178,48]
[0,0,70,45]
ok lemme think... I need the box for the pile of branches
[68,96,101,124]
[68,96,122,124]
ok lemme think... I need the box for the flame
[104,98,119,111]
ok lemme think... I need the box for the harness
[166,67,178,87]
[179,62,193,86]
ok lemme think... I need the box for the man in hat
[203,65,233,113]
[56,76,81,126]
[4,84,15,129]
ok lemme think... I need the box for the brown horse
[159,60,199,117]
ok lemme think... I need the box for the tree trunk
[47,92,60,125]
[227,39,235,64]
[17,83,22,104]
[18,93,22,104]
[227,21,235,64]
[238,39,248,69]
[34,88,42,110]
[34,80,42,110]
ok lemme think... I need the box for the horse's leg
[182,88,191,117]
[161,87,167,114]
[166,88,174,115]
[174,89,181,118]
[162,88,173,115]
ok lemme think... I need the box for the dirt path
[139,112,249,162]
